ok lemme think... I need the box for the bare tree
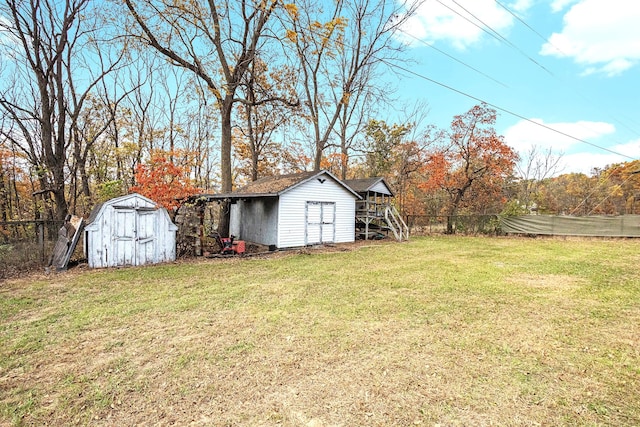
[515,145,563,212]
[235,58,300,182]
[123,0,283,235]
[285,0,420,172]
[0,0,121,221]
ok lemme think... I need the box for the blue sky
[390,0,640,175]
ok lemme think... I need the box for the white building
[219,170,360,249]
[84,193,177,268]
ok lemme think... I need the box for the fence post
[38,222,45,262]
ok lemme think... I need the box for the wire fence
[404,215,501,235]
[0,220,64,280]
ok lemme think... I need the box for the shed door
[114,208,156,266]
[306,202,335,245]
[136,210,156,265]
[115,209,136,266]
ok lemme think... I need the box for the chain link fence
[404,215,501,236]
[0,220,64,280]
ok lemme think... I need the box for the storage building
[84,193,177,267]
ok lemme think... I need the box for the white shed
[84,193,178,268]
[222,170,360,249]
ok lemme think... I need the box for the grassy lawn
[1,236,639,426]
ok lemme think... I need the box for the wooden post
[38,222,45,262]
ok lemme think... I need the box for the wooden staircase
[355,200,409,242]
[344,177,409,242]
[384,205,409,241]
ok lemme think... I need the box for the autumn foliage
[418,104,518,232]
[130,150,200,211]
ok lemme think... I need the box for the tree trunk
[314,142,323,172]
[446,190,464,234]
[0,166,8,221]
[217,96,234,237]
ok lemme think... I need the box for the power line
[584,178,625,216]
[286,2,639,164]
[416,0,640,141]
[291,3,639,212]
[379,58,637,161]
[381,56,639,217]
[494,0,564,54]
[493,0,640,138]
[434,0,502,44]
[396,28,509,88]
[438,0,556,77]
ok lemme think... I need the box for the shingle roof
[188,170,361,203]
[234,171,318,195]
[343,177,394,196]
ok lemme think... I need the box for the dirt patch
[509,273,586,290]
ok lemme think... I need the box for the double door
[306,202,335,245]
[114,208,156,266]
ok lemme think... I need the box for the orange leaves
[130,150,200,211]
[416,152,444,192]
[420,104,518,220]
[285,29,298,43]
[319,152,347,175]
[283,3,298,19]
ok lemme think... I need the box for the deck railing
[384,205,409,241]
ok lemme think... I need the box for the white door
[136,209,157,265]
[114,209,136,266]
[306,202,335,245]
[114,208,156,266]
[321,202,336,243]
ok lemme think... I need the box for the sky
[391,0,640,176]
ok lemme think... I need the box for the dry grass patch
[1,236,640,426]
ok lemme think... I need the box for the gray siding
[229,203,241,237]
[234,198,278,246]
[278,174,356,248]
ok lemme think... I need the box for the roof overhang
[187,170,362,204]
[186,193,279,204]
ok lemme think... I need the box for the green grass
[1,236,639,426]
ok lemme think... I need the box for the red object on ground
[232,240,246,254]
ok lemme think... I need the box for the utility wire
[285,3,638,165]
[494,0,563,53]
[397,27,509,88]
[434,0,503,44]
[568,168,638,216]
[379,58,637,161]
[379,51,638,213]
[293,3,639,213]
[494,0,640,138]
[439,0,556,77]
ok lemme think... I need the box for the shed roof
[191,170,360,202]
[86,202,104,225]
[85,193,164,226]
[343,177,394,196]
[235,170,319,195]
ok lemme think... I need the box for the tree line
[1,0,639,237]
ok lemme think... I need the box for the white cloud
[559,140,640,174]
[540,0,640,76]
[511,0,534,13]
[504,119,640,175]
[399,0,525,50]
[550,0,579,13]
[504,118,615,154]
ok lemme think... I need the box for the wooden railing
[384,206,409,241]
